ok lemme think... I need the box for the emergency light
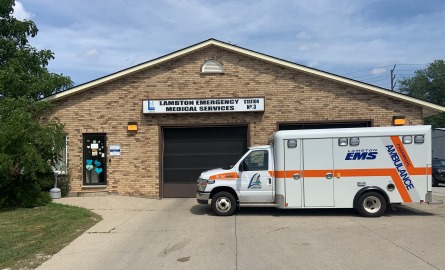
[392,116,406,126]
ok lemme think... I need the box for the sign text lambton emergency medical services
[143,98,265,114]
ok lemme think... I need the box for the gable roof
[43,38,445,118]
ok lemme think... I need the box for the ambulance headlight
[414,135,424,144]
[402,136,412,144]
[198,178,208,190]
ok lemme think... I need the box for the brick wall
[40,45,423,197]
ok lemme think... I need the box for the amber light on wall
[127,122,138,132]
[392,116,406,126]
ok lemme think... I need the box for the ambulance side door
[238,149,274,202]
[284,139,303,208]
[302,138,335,207]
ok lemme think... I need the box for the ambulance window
[350,137,360,146]
[242,150,269,171]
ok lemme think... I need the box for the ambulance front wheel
[212,192,236,216]
[357,192,387,217]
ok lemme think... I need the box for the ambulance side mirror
[239,161,246,172]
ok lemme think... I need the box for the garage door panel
[164,127,246,140]
[164,140,246,154]
[163,153,242,169]
[279,122,371,130]
[164,169,208,183]
[162,126,247,198]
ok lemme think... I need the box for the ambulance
[196,125,432,217]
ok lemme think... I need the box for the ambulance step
[239,202,277,207]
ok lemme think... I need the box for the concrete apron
[38,194,445,270]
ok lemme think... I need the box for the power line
[350,73,389,80]
[340,63,434,91]
[340,65,392,75]
[367,77,392,83]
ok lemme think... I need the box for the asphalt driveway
[38,193,445,270]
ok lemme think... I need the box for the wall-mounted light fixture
[392,116,405,126]
[127,122,138,132]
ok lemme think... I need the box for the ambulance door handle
[326,173,333,179]
[293,174,300,180]
[268,178,272,185]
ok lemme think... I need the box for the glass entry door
[83,133,107,185]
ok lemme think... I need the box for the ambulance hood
[200,168,227,179]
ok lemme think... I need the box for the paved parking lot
[38,190,445,270]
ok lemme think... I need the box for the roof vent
[201,60,223,74]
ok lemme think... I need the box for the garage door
[162,126,248,198]
[279,121,371,130]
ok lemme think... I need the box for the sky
[13,0,445,89]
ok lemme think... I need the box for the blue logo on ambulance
[345,149,378,160]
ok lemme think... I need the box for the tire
[357,192,387,217]
[432,176,439,187]
[211,192,236,216]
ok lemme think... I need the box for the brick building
[41,39,445,198]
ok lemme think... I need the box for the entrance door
[302,139,334,207]
[239,149,274,202]
[284,139,302,207]
[83,133,107,185]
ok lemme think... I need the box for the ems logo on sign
[345,149,378,160]
[147,100,155,111]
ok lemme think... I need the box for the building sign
[142,98,265,114]
[109,145,121,156]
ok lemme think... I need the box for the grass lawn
[0,203,101,269]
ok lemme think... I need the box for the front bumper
[196,191,210,204]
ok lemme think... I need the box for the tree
[398,60,445,128]
[0,0,73,208]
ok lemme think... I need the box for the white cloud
[21,0,445,86]
[371,67,387,75]
[307,61,320,68]
[298,45,309,51]
[13,1,32,21]
[85,49,99,57]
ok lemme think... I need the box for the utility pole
[390,65,396,91]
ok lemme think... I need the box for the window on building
[201,60,224,74]
[53,137,67,175]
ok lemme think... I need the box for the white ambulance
[196,125,432,217]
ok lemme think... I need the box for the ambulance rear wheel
[357,192,387,217]
[212,192,236,216]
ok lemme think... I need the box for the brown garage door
[162,126,248,198]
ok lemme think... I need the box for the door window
[242,150,269,171]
